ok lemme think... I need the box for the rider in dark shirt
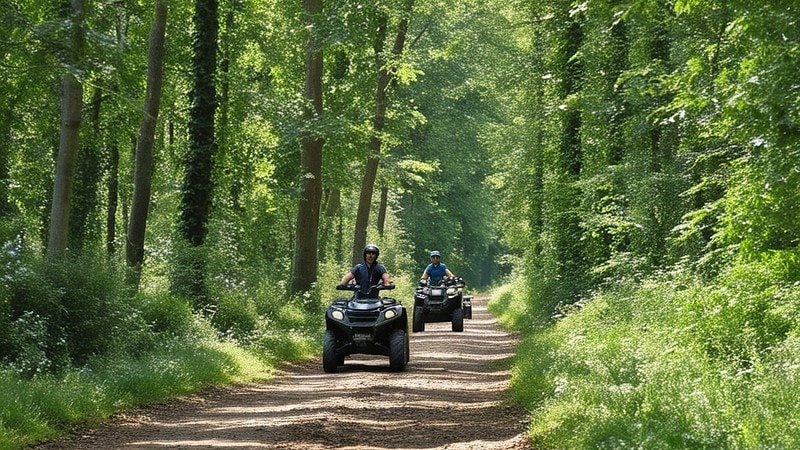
[341,244,392,298]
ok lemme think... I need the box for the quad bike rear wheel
[412,305,425,332]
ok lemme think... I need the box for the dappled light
[33,297,529,449]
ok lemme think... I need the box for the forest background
[1,0,799,448]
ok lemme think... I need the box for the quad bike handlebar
[336,283,395,291]
[418,276,465,289]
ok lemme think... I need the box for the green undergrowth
[0,253,331,449]
[0,337,288,449]
[490,257,800,448]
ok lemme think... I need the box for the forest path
[34,296,530,449]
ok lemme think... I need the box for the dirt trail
[35,296,530,449]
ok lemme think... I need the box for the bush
[211,290,260,341]
[2,253,135,374]
[135,292,196,338]
[683,255,800,368]
[43,255,132,365]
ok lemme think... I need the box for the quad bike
[412,276,472,333]
[323,283,410,373]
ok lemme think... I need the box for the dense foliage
[487,0,800,447]
[1,0,501,445]
[1,0,799,447]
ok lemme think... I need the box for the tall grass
[491,257,800,448]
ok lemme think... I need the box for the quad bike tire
[322,329,339,373]
[412,305,425,332]
[452,307,464,332]
[389,329,407,371]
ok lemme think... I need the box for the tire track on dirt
[34,296,530,449]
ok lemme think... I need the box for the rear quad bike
[412,276,472,333]
[323,283,410,373]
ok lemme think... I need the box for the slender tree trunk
[318,187,340,262]
[126,0,168,287]
[121,135,135,247]
[607,12,628,166]
[351,0,414,265]
[218,1,245,212]
[561,18,583,177]
[376,185,388,236]
[336,209,344,263]
[555,13,586,302]
[106,144,119,255]
[47,0,85,258]
[0,108,15,217]
[290,0,325,294]
[69,86,102,251]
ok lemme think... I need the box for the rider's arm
[341,271,355,284]
[382,271,391,286]
[445,268,454,278]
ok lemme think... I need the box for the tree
[47,0,85,257]
[126,0,168,287]
[177,0,218,303]
[289,0,325,294]
[351,0,414,265]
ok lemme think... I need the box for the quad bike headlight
[331,310,345,321]
[447,287,456,295]
[384,309,397,319]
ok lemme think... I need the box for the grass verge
[0,335,317,449]
[490,266,800,448]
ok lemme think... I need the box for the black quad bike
[323,283,410,373]
[412,277,472,333]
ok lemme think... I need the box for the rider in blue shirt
[341,244,392,298]
[420,250,455,286]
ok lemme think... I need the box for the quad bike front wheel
[322,329,339,373]
[389,329,407,371]
[451,307,464,332]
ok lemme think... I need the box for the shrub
[211,290,260,341]
[135,292,196,337]
[2,253,135,374]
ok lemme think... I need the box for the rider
[341,244,392,298]
[420,250,455,286]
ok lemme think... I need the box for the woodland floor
[33,296,531,449]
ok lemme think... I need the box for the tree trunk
[376,185,388,236]
[218,1,244,212]
[106,144,119,255]
[351,0,414,265]
[47,0,85,258]
[318,187,340,262]
[607,14,628,166]
[121,134,135,248]
[0,108,15,217]
[555,13,586,303]
[290,0,325,294]
[178,0,218,305]
[69,86,102,251]
[126,0,167,287]
[180,0,218,247]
